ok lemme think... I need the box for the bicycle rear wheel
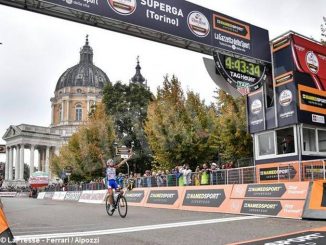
[117,195,128,218]
[105,195,114,216]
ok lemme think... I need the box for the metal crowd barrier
[43,159,326,192]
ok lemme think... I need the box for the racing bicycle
[105,188,128,218]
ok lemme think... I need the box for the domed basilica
[51,36,110,139]
[2,36,146,184]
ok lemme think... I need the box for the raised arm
[116,153,134,169]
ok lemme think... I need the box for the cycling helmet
[106,159,114,167]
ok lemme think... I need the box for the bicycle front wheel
[105,195,114,216]
[117,195,128,218]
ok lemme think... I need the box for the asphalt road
[2,197,326,245]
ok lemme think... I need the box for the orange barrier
[231,182,309,200]
[0,207,15,244]
[144,187,185,209]
[125,188,149,207]
[228,199,306,219]
[303,181,326,219]
[229,182,309,219]
[179,185,233,213]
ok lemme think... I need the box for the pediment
[2,125,22,139]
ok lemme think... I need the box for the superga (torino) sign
[36,0,270,62]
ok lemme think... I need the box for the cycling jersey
[106,167,116,181]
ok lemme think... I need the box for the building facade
[2,36,110,185]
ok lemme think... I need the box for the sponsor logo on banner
[241,200,282,216]
[213,14,250,40]
[301,92,326,110]
[251,99,262,115]
[182,189,226,207]
[37,192,46,199]
[108,0,137,15]
[312,114,325,124]
[65,191,81,201]
[0,192,17,197]
[187,11,210,38]
[125,191,145,203]
[259,166,297,181]
[147,190,178,205]
[245,184,286,198]
[306,51,319,74]
[279,90,293,107]
[44,192,54,199]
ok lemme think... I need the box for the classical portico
[2,124,61,185]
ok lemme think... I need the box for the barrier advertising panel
[0,192,17,198]
[64,191,82,201]
[89,190,107,204]
[78,190,93,203]
[145,187,184,209]
[125,188,148,207]
[41,0,270,62]
[44,192,55,199]
[303,181,326,219]
[37,192,46,200]
[231,182,309,200]
[52,192,67,201]
[256,162,300,183]
[179,185,233,213]
[228,199,305,219]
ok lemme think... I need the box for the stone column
[45,146,50,174]
[5,147,9,180]
[38,148,42,172]
[19,145,25,180]
[61,101,64,122]
[15,146,20,180]
[66,99,70,122]
[30,145,35,176]
[8,147,13,180]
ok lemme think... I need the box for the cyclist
[100,153,133,212]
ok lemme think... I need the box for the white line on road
[14,216,265,241]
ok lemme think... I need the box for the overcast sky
[0,0,325,162]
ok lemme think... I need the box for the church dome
[55,36,110,92]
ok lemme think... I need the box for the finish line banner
[40,0,271,62]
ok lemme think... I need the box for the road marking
[15,216,264,241]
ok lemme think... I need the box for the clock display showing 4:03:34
[224,56,261,77]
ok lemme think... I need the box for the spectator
[192,166,201,186]
[175,167,184,186]
[181,164,192,186]
[166,170,174,186]
[156,170,164,187]
[210,163,218,185]
[144,170,152,187]
[200,163,210,185]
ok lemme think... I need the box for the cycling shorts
[107,179,118,190]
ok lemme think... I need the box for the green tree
[102,82,154,173]
[145,76,220,170]
[215,90,252,164]
[50,103,116,182]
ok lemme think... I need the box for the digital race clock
[213,51,269,95]
[224,56,261,77]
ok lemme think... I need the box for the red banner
[292,35,326,90]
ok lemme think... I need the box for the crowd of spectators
[28,161,239,192]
